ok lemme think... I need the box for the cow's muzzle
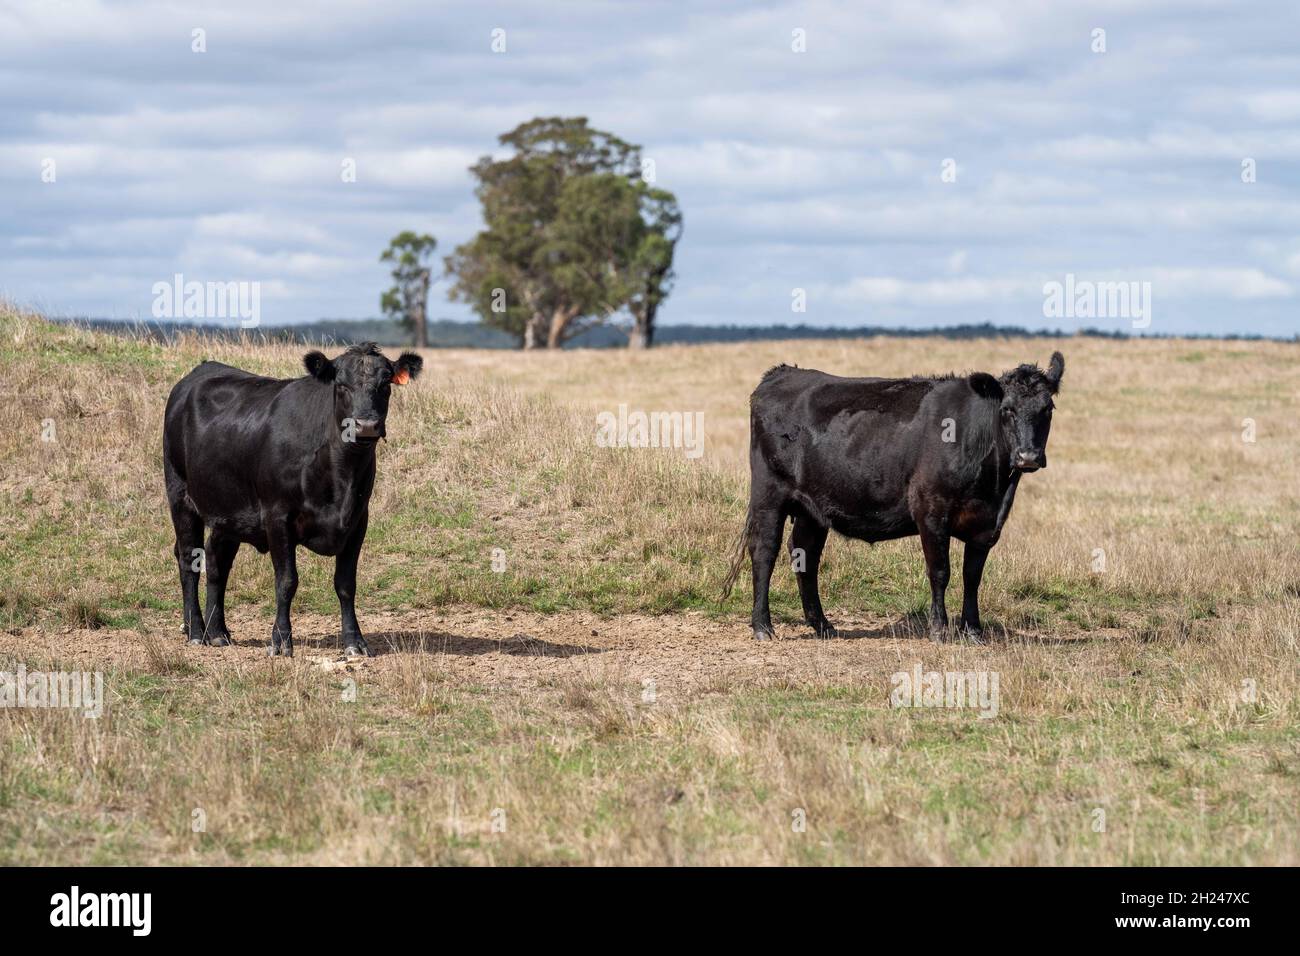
[1014,451,1045,472]
[351,419,383,441]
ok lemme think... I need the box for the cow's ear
[392,352,423,385]
[968,372,1003,401]
[303,350,335,382]
[1045,351,1065,394]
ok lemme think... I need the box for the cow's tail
[720,504,753,601]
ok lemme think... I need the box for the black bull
[162,343,422,657]
[724,353,1064,643]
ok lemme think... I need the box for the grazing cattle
[724,352,1064,643]
[162,344,423,657]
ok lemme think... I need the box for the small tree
[380,231,437,348]
[624,187,682,349]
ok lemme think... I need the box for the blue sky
[3,0,1298,336]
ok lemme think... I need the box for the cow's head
[303,343,423,444]
[970,351,1063,472]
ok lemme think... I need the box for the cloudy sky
[3,0,1298,336]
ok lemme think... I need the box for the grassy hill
[1,303,1297,864]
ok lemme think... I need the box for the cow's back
[163,362,290,479]
[751,366,936,471]
[749,365,949,539]
[163,361,323,547]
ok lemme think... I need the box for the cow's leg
[266,522,298,658]
[958,542,990,644]
[202,532,239,647]
[168,497,205,646]
[749,505,787,640]
[916,518,951,641]
[790,517,835,637]
[334,513,371,657]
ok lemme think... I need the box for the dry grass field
[1,303,1298,865]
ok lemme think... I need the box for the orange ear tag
[393,368,409,386]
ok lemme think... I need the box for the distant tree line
[79,316,1244,351]
[382,117,682,350]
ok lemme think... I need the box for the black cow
[724,353,1064,643]
[162,343,423,657]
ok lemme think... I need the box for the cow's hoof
[752,628,774,641]
[957,626,985,645]
[928,626,950,644]
[812,621,838,639]
[268,627,292,657]
[186,637,204,647]
[342,630,372,657]
[208,633,231,648]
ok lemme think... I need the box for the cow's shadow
[226,630,601,658]
[365,629,603,659]
[781,613,930,641]
[787,614,1094,645]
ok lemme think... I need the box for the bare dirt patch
[0,604,1087,696]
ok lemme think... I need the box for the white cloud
[833,276,1035,306]
[1148,267,1292,300]
[830,266,1292,309]
[1243,90,1300,123]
